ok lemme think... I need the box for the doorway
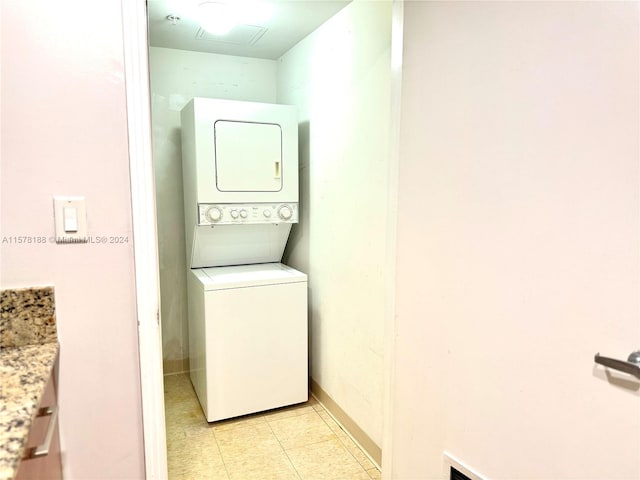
[122,0,398,478]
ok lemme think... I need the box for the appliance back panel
[190,223,292,268]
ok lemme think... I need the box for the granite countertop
[0,343,59,480]
[0,286,59,480]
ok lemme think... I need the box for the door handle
[594,351,640,379]
[23,405,58,459]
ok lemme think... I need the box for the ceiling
[147,0,351,60]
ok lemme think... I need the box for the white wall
[391,2,640,479]
[278,0,392,448]
[149,47,277,373]
[0,1,145,478]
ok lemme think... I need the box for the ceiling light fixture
[197,1,237,36]
[165,0,273,36]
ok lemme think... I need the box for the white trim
[381,1,403,478]
[121,1,168,479]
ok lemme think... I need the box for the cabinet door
[204,281,308,421]
[16,369,62,480]
[214,120,283,192]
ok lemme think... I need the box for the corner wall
[277,0,392,452]
[149,47,277,373]
[1,1,145,477]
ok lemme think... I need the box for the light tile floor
[164,373,381,480]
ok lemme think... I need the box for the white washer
[187,263,308,422]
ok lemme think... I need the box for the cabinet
[15,365,62,480]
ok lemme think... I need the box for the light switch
[63,207,78,232]
[54,196,87,243]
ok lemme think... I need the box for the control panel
[197,203,299,226]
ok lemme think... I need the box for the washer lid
[193,263,307,290]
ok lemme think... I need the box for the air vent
[443,453,488,480]
[195,25,267,46]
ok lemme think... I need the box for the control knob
[230,209,239,219]
[278,205,293,221]
[206,206,222,223]
[263,209,272,218]
[240,209,248,219]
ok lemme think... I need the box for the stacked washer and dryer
[180,98,308,422]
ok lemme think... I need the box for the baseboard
[162,357,189,376]
[310,378,382,467]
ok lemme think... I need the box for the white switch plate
[53,196,87,243]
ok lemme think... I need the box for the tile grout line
[181,374,230,479]
[312,399,379,478]
[268,406,348,452]
[311,392,382,471]
[167,378,379,480]
[209,422,232,480]
[263,411,304,480]
[316,412,368,475]
[267,400,375,469]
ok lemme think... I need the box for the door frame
[121,1,168,478]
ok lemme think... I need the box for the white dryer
[181,97,299,268]
[187,263,308,422]
[181,97,298,205]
